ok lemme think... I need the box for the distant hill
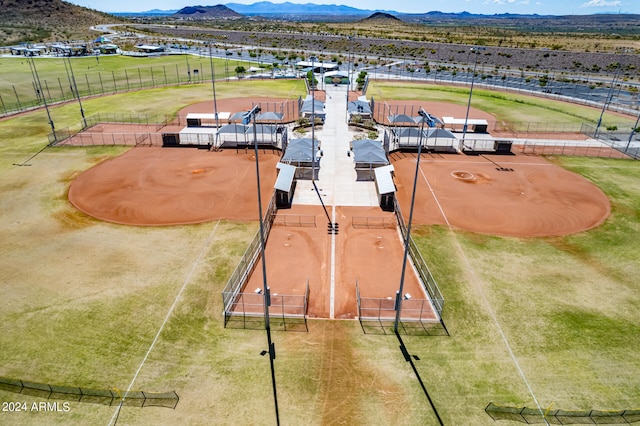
[173,4,242,19]
[0,0,124,45]
[360,12,402,23]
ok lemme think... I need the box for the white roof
[136,44,164,51]
[324,70,349,77]
[442,117,488,125]
[186,112,230,120]
[374,165,396,195]
[179,127,218,135]
[275,162,296,192]
[296,61,339,70]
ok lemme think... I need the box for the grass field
[369,80,637,130]
[0,54,263,114]
[1,78,639,425]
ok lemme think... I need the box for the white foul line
[417,162,548,422]
[108,220,221,425]
[330,204,336,319]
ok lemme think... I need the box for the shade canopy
[393,127,425,139]
[388,114,417,125]
[217,123,248,134]
[351,139,388,165]
[228,111,249,122]
[301,98,325,114]
[426,128,457,140]
[256,111,284,122]
[348,100,372,115]
[282,138,319,163]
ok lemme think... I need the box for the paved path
[292,84,379,207]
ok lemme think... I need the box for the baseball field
[1,72,639,425]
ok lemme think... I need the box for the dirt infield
[391,151,611,237]
[68,148,279,226]
[241,205,434,320]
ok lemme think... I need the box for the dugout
[494,140,513,154]
[162,133,180,147]
[374,165,396,211]
[442,117,489,133]
[274,162,297,208]
[186,112,230,127]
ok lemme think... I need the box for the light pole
[625,110,640,155]
[64,57,87,129]
[27,57,55,137]
[394,108,434,334]
[594,63,620,138]
[208,42,220,148]
[309,55,317,182]
[242,105,280,426]
[462,47,485,147]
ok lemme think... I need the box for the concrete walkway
[292,84,379,206]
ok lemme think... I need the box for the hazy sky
[70,0,639,15]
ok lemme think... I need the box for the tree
[306,70,317,88]
[235,65,246,77]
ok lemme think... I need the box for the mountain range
[118,2,405,17]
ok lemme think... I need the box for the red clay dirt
[68,148,279,226]
[391,151,611,237]
[241,205,435,320]
[66,98,612,321]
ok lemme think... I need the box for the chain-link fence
[485,402,640,424]
[0,377,178,409]
[0,59,223,117]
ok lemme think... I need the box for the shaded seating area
[216,123,249,148]
[392,127,425,149]
[348,99,373,121]
[351,139,389,181]
[281,138,320,179]
[425,128,459,152]
[300,96,326,122]
[388,114,419,127]
[216,123,279,149]
[388,127,458,153]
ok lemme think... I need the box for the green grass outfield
[369,80,636,130]
[0,80,639,425]
[0,54,262,113]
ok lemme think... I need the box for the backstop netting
[356,282,447,336]
[223,280,310,331]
